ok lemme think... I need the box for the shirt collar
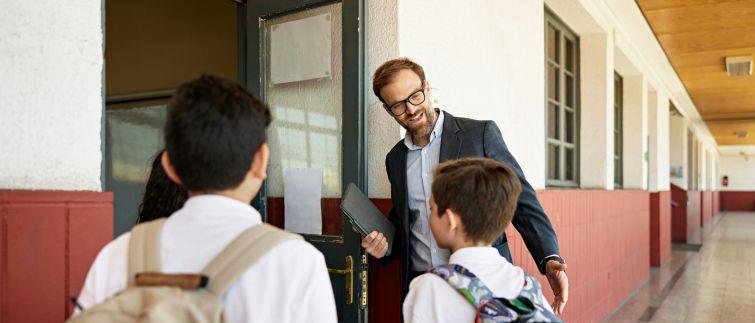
[449,246,510,266]
[404,109,445,151]
[172,194,261,223]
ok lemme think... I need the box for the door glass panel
[565,109,574,144]
[547,103,559,140]
[565,147,574,181]
[548,144,560,180]
[547,24,559,63]
[263,3,343,236]
[548,65,559,100]
[565,38,574,72]
[106,104,168,235]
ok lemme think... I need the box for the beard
[403,106,437,138]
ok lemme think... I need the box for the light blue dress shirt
[405,110,451,271]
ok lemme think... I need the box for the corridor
[606,212,755,322]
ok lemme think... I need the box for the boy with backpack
[402,158,561,323]
[72,75,337,322]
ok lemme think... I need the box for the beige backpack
[69,219,302,323]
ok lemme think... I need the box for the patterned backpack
[430,264,562,323]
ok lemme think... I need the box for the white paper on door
[284,168,323,235]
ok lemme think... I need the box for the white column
[579,33,614,189]
[648,90,670,192]
[622,75,648,189]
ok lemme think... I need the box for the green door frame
[236,1,369,322]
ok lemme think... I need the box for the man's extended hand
[361,231,388,258]
[545,259,568,315]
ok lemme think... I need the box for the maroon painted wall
[649,191,671,266]
[720,191,755,211]
[0,190,113,322]
[367,190,650,323]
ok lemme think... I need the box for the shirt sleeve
[298,245,338,323]
[402,274,473,323]
[73,233,130,315]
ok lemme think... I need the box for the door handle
[328,255,353,304]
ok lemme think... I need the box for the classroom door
[238,1,368,322]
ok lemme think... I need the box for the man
[361,58,569,314]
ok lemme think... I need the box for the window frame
[545,10,580,188]
[614,71,623,189]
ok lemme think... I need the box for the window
[614,72,623,188]
[545,13,579,187]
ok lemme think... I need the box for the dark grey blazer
[383,111,560,297]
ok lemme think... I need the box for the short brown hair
[432,158,522,244]
[372,58,426,103]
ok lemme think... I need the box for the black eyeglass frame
[383,81,427,116]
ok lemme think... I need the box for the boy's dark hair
[164,74,272,191]
[137,150,188,224]
[432,158,522,243]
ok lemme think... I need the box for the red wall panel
[649,191,671,266]
[367,190,651,323]
[720,191,755,211]
[0,190,113,321]
[686,191,702,244]
[670,184,687,243]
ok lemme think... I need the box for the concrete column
[579,33,614,189]
[648,90,670,192]
[622,75,648,189]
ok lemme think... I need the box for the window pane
[547,24,559,62]
[548,103,560,140]
[548,65,559,100]
[614,158,621,185]
[565,109,574,144]
[565,38,574,72]
[615,130,620,157]
[565,74,574,108]
[566,147,574,181]
[548,144,560,180]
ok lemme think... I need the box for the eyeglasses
[384,86,426,116]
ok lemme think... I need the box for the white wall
[719,154,755,191]
[396,0,547,189]
[0,0,103,191]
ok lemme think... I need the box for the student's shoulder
[92,231,131,265]
[266,235,326,264]
[407,272,457,297]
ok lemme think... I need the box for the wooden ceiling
[636,0,755,145]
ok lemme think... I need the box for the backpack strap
[430,264,496,308]
[201,223,302,296]
[127,218,166,285]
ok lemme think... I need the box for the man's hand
[361,231,388,258]
[545,259,568,315]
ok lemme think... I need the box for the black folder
[341,183,395,256]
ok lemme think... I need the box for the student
[403,158,560,323]
[135,149,188,224]
[74,75,337,322]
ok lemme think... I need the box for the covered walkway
[607,212,755,322]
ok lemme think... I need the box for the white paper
[270,13,332,84]
[284,168,323,234]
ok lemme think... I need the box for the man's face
[380,69,436,137]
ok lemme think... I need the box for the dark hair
[136,150,188,223]
[372,58,426,103]
[164,74,272,191]
[432,158,522,244]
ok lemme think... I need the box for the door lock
[328,255,353,304]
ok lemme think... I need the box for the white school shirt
[405,109,451,271]
[75,195,337,323]
[402,247,554,323]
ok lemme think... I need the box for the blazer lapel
[439,111,462,163]
[396,145,410,229]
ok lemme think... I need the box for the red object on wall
[720,191,755,211]
[649,191,671,266]
[0,190,113,322]
[366,190,650,323]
